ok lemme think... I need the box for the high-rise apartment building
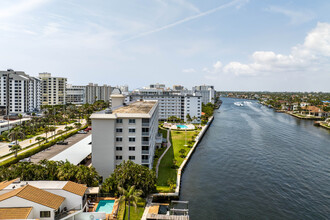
[0,69,41,114]
[130,87,202,123]
[39,73,67,105]
[193,85,216,104]
[66,84,86,104]
[85,83,112,104]
[91,94,159,178]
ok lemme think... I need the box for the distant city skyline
[0,0,329,92]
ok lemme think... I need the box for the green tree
[18,114,23,125]
[118,185,142,220]
[8,127,25,145]
[101,160,156,197]
[35,136,46,146]
[9,145,22,157]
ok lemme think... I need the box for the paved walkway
[0,120,86,163]
[155,129,171,178]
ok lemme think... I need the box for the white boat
[234,102,244,106]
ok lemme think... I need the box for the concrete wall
[92,118,116,179]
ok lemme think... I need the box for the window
[40,211,51,218]
[142,146,149,151]
[129,137,135,142]
[142,155,149,160]
[116,137,122,142]
[116,128,123,132]
[142,128,149,132]
[129,146,135,151]
[129,119,135,124]
[116,119,123,123]
[116,156,122,160]
[129,128,135,133]
[129,156,135,160]
[116,147,122,151]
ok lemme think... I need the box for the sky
[0,0,329,92]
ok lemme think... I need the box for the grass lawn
[157,130,198,189]
[123,199,145,220]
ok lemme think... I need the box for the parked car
[84,127,92,132]
[56,141,68,145]
[78,130,87,134]
[8,141,18,147]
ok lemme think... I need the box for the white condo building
[130,86,202,123]
[193,85,216,104]
[85,83,112,104]
[39,73,67,105]
[66,84,86,104]
[90,94,159,179]
[0,69,41,114]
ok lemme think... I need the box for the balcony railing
[142,150,149,154]
[142,132,149,136]
[142,141,149,145]
[142,159,149,164]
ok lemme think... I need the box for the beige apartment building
[39,73,67,105]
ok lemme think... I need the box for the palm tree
[35,136,46,146]
[8,127,25,145]
[43,126,50,142]
[10,144,22,157]
[118,185,143,220]
[18,114,23,125]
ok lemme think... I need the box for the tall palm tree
[35,136,46,146]
[9,145,22,157]
[118,185,143,220]
[18,114,23,125]
[8,127,25,145]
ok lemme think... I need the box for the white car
[78,130,87,134]
[8,141,18,147]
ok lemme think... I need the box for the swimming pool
[177,125,188,129]
[95,200,115,214]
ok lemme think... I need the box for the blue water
[177,125,188,129]
[95,200,115,214]
[180,98,330,219]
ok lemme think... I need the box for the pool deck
[165,123,195,130]
[89,197,119,220]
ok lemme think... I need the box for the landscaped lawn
[123,199,145,220]
[157,130,198,189]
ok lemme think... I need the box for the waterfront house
[0,179,106,220]
[301,106,329,117]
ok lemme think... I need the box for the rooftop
[112,101,157,114]
[0,207,32,219]
[0,185,65,209]
[0,180,87,196]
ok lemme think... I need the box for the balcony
[142,150,149,154]
[142,141,149,145]
[142,122,149,127]
[142,132,149,136]
[142,159,149,164]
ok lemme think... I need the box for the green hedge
[0,125,88,167]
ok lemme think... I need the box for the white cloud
[0,0,50,19]
[204,22,330,78]
[266,6,315,25]
[182,68,196,73]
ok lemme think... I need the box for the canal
[180,97,330,219]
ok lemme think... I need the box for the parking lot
[30,132,91,164]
